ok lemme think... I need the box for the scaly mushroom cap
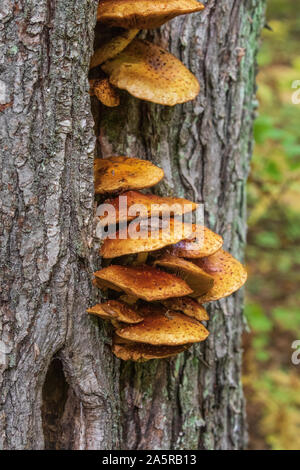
[90,29,139,69]
[112,335,190,361]
[116,304,209,346]
[87,300,143,324]
[89,78,120,107]
[153,254,214,297]
[167,225,223,258]
[195,249,248,302]
[100,218,194,259]
[161,297,209,321]
[102,39,200,106]
[97,0,205,29]
[99,190,198,226]
[94,156,164,195]
[94,265,193,301]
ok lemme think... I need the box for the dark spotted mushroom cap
[87,300,143,324]
[90,28,139,69]
[112,335,190,361]
[195,249,248,302]
[100,218,194,259]
[154,254,214,297]
[116,304,209,346]
[94,264,193,301]
[102,39,200,106]
[94,156,164,195]
[97,0,205,29]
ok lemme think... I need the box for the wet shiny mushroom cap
[90,28,139,69]
[94,156,164,195]
[112,335,190,361]
[94,264,193,301]
[99,190,198,226]
[161,297,209,321]
[102,39,200,106]
[87,300,143,324]
[154,254,214,297]
[116,304,209,346]
[167,225,223,258]
[89,78,120,107]
[97,0,205,29]
[195,249,248,302]
[100,218,194,259]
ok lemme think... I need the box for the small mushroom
[153,254,214,297]
[94,156,164,195]
[99,190,198,227]
[116,304,209,346]
[161,297,209,321]
[90,28,139,69]
[167,225,223,258]
[112,336,190,362]
[89,78,120,107]
[195,249,248,303]
[87,300,143,324]
[100,218,194,259]
[94,264,193,301]
[97,0,205,29]
[101,39,200,106]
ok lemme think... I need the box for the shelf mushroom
[94,156,164,195]
[90,28,139,69]
[154,254,214,297]
[161,297,209,321]
[100,218,194,259]
[115,304,209,346]
[194,249,248,303]
[99,190,198,227]
[89,78,120,107]
[87,300,143,324]
[94,264,193,301]
[112,335,190,362]
[101,39,200,106]
[167,224,223,258]
[97,0,205,29]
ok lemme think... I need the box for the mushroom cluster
[88,156,247,362]
[90,0,205,106]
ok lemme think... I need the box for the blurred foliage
[244,0,300,450]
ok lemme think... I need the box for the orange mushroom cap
[161,297,209,321]
[154,254,214,297]
[100,218,194,259]
[94,156,164,195]
[87,300,143,324]
[99,190,198,226]
[94,264,193,301]
[167,225,223,258]
[90,29,139,69]
[89,78,120,107]
[97,0,205,29]
[112,336,190,362]
[102,39,200,106]
[116,304,209,346]
[195,249,248,302]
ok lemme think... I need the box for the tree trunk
[0,0,265,450]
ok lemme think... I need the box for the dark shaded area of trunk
[0,0,265,450]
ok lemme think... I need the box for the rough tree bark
[0,0,265,450]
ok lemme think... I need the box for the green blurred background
[243,0,300,450]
